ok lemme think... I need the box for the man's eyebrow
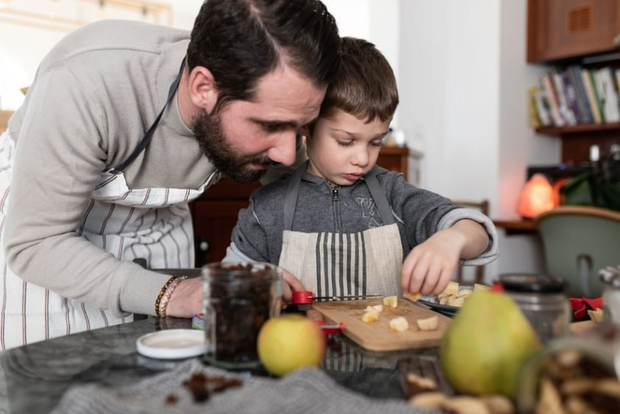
[250,118,300,129]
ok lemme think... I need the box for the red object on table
[291,290,381,305]
[313,320,345,336]
[570,297,603,320]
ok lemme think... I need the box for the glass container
[202,262,282,369]
[499,274,571,344]
[600,266,620,324]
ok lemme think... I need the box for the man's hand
[281,268,306,306]
[165,277,202,318]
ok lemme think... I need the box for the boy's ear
[187,66,219,115]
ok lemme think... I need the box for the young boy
[223,37,498,304]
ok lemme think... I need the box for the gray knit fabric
[52,359,439,414]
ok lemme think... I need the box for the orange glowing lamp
[517,173,555,218]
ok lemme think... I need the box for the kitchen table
[0,315,442,414]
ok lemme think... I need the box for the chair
[451,199,490,284]
[535,206,620,298]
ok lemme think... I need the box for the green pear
[440,290,541,399]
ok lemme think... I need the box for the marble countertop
[0,316,441,414]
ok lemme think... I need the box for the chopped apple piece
[361,311,379,323]
[389,316,409,332]
[442,281,459,296]
[447,295,465,307]
[383,296,398,308]
[437,294,450,305]
[403,292,422,302]
[365,305,383,313]
[416,315,439,331]
[588,308,603,324]
[474,283,490,291]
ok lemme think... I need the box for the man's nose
[267,133,297,166]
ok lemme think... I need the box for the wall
[398,0,556,282]
[1,0,551,281]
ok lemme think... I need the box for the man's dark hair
[319,37,399,123]
[187,0,340,111]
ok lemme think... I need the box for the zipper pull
[332,186,339,201]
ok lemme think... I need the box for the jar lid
[136,329,208,359]
[600,266,620,288]
[499,274,567,294]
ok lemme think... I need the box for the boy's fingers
[401,252,419,293]
[281,269,306,298]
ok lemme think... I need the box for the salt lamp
[517,174,555,218]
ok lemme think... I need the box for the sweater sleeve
[385,172,459,247]
[3,66,169,317]
[225,195,273,264]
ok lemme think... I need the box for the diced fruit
[365,304,383,313]
[416,315,439,331]
[361,311,379,323]
[442,281,459,296]
[474,283,490,291]
[438,294,450,305]
[404,292,422,302]
[588,308,603,324]
[383,296,398,308]
[447,295,465,307]
[389,316,409,332]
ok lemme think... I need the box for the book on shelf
[531,64,620,129]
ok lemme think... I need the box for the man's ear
[187,66,219,115]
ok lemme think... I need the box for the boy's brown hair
[319,36,399,122]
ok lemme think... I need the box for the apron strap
[283,163,395,230]
[109,58,186,174]
[283,161,308,231]
[364,167,395,225]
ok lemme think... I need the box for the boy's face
[306,109,391,186]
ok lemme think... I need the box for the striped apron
[0,59,216,350]
[278,164,404,298]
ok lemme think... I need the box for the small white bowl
[136,329,208,359]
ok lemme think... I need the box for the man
[0,0,340,349]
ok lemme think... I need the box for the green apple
[257,314,326,376]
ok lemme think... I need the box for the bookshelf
[528,0,620,164]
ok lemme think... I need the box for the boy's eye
[337,140,353,147]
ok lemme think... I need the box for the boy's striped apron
[278,164,404,298]
[0,59,217,350]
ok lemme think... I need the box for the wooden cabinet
[528,0,620,63]
[528,1,620,162]
[190,146,410,266]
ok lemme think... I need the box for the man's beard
[192,111,273,183]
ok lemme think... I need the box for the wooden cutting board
[312,298,451,351]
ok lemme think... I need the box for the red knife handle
[292,290,314,304]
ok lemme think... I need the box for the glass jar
[600,266,620,324]
[202,262,282,369]
[499,274,571,344]
[517,324,620,414]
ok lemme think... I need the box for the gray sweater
[227,166,499,266]
[3,20,303,317]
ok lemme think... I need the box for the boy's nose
[352,150,370,167]
[267,133,297,166]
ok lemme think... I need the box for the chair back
[535,206,620,298]
[451,199,490,284]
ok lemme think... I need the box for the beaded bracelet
[155,276,189,318]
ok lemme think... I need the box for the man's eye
[337,140,353,147]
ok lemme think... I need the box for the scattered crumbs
[182,372,244,403]
[165,394,178,404]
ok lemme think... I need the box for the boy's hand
[400,228,466,296]
[280,268,306,307]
